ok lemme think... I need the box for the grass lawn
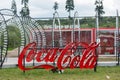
[0,66,120,80]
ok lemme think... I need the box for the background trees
[65,0,74,18]
[95,0,105,19]
[7,26,21,50]
[53,1,59,12]
[21,0,29,7]
[11,0,17,14]
[20,0,30,16]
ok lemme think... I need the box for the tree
[53,1,58,12]
[7,25,21,50]
[21,0,29,7]
[20,0,30,16]
[11,0,17,14]
[95,0,105,19]
[65,0,74,18]
[20,7,30,16]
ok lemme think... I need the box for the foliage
[65,0,74,18]
[36,19,53,26]
[95,0,105,19]
[11,0,17,14]
[36,16,117,28]
[0,25,21,50]
[99,17,116,27]
[21,0,29,7]
[0,67,120,80]
[20,0,30,16]
[20,7,30,16]
[53,2,59,12]
[7,25,21,50]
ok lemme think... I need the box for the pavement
[1,57,119,68]
[1,48,119,68]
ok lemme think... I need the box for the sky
[0,0,120,18]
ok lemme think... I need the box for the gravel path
[7,48,19,57]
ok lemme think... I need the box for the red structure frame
[44,28,117,55]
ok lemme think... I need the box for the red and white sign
[18,42,99,71]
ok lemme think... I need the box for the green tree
[21,0,29,7]
[20,7,30,16]
[7,26,21,50]
[95,0,105,19]
[11,0,17,14]
[53,1,58,12]
[20,0,30,16]
[65,0,74,18]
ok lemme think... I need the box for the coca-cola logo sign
[18,42,99,71]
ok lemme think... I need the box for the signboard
[18,42,99,71]
[99,31,114,55]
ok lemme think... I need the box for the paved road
[2,57,118,68]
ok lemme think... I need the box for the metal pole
[78,18,80,42]
[52,13,55,48]
[96,12,99,39]
[73,11,80,42]
[52,11,63,48]
[57,13,63,48]
[0,46,2,68]
[72,22,74,43]
[94,11,99,72]
[116,10,119,65]
[52,11,63,67]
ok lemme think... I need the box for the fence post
[0,46,3,68]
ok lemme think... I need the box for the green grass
[0,66,120,80]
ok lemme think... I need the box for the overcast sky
[0,0,120,18]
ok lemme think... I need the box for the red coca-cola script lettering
[18,42,99,71]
